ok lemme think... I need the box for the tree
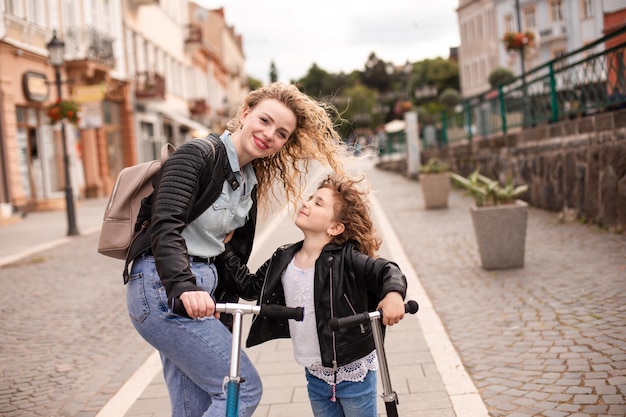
[248,76,262,91]
[438,88,462,111]
[488,67,515,89]
[412,58,459,95]
[334,83,380,139]
[296,64,334,98]
[269,60,278,83]
[360,52,393,92]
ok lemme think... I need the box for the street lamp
[46,31,79,236]
[515,0,531,127]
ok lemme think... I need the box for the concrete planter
[470,200,528,270]
[420,173,450,209]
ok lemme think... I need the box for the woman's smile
[252,135,269,150]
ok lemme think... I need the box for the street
[1,156,626,417]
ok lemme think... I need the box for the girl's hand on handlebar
[179,291,219,319]
[377,292,405,326]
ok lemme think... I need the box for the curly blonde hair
[226,82,347,211]
[318,174,381,257]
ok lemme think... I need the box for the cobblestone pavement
[0,234,153,417]
[1,159,626,417]
[367,164,626,417]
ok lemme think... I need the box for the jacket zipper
[250,254,274,327]
[343,293,366,334]
[328,255,338,402]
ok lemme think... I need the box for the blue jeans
[305,369,377,417]
[126,256,262,417]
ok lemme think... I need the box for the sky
[195,0,460,85]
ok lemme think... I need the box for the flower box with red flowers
[47,99,81,125]
[502,31,536,52]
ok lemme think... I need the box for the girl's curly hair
[226,82,348,212]
[318,174,381,257]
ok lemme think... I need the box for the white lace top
[282,258,377,385]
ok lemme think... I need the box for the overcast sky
[195,0,460,85]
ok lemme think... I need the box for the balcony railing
[64,26,115,67]
[185,24,202,44]
[189,99,208,115]
[128,0,158,6]
[538,23,567,44]
[135,72,166,100]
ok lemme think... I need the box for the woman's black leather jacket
[217,241,407,368]
[126,135,257,312]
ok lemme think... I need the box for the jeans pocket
[194,263,218,296]
[126,272,150,324]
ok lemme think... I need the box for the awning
[160,112,208,133]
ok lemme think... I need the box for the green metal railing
[443,25,626,143]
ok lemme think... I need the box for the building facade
[457,0,618,98]
[1,0,246,224]
[0,0,129,220]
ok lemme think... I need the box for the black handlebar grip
[261,304,305,321]
[328,300,419,331]
[328,311,371,332]
[172,298,190,317]
[405,300,419,314]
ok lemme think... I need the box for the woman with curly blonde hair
[126,82,348,417]
[227,82,346,212]
[220,173,408,417]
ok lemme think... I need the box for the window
[140,121,158,161]
[47,0,60,30]
[581,0,594,19]
[504,14,514,33]
[6,0,23,16]
[15,106,63,199]
[550,0,565,22]
[524,6,537,28]
[27,0,46,25]
[552,48,567,71]
[103,101,123,178]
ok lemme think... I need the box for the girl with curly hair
[125,83,348,417]
[220,174,408,417]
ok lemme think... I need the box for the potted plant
[502,31,536,52]
[450,170,529,270]
[419,157,451,209]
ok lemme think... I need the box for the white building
[458,0,612,99]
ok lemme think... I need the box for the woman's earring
[239,125,243,130]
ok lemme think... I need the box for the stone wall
[417,109,626,233]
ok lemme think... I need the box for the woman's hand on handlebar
[377,292,405,326]
[179,291,220,319]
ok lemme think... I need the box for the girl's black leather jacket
[126,135,257,313]
[217,241,407,368]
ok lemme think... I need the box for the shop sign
[22,72,50,102]
[71,84,105,103]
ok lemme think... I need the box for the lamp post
[515,0,531,127]
[46,31,79,236]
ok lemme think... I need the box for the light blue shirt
[181,131,257,258]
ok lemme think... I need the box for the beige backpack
[97,143,174,259]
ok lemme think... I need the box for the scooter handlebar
[172,298,304,321]
[260,304,304,321]
[328,300,418,332]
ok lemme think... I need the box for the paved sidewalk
[0,197,108,267]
